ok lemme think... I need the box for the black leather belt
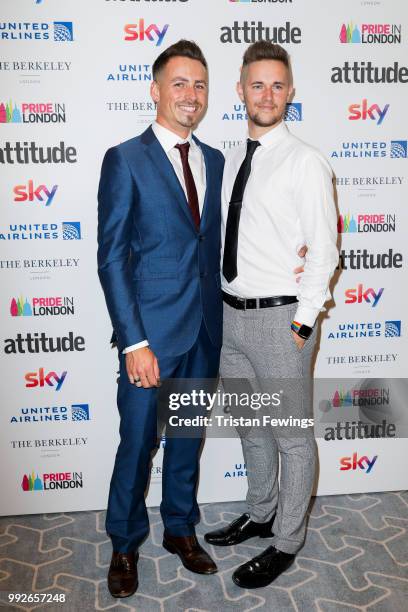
[222,291,298,310]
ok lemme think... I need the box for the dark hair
[242,41,290,69]
[152,39,207,80]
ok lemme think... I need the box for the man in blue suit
[97,40,224,598]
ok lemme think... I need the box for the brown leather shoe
[107,551,139,598]
[162,533,218,575]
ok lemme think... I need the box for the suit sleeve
[97,146,147,351]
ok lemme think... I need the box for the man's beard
[248,110,284,128]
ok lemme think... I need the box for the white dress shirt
[221,121,338,328]
[123,121,207,353]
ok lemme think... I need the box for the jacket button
[198,234,205,241]
[200,271,208,278]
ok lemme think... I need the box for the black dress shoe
[163,533,218,575]
[232,545,295,589]
[108,551,139,598]
[204,513,275,547]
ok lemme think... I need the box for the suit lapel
[193,134,211,229]
[141,126,197,230]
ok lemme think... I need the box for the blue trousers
[105,322,220,552]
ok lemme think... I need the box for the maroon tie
[175,142,200,228]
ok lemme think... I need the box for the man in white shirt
[204,41,338,588]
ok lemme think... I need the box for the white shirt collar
[249,120,289,149]
[152,121,193,154]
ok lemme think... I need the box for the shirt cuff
[293,305,322,329]
[122,340,149,354]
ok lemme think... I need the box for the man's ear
[287,85,295,103]
[150,80,160,103]
[236,78,245,104]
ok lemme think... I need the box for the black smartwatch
[291,320,313,340]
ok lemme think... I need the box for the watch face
[299,325,313,339]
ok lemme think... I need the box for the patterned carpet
[0,492,407,611]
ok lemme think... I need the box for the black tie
[222,139,260,283]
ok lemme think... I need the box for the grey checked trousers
[220,301,317,554]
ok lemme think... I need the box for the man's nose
[184,84,197,99]
[262,87,275,100]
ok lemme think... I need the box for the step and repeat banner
[1,0,407,516]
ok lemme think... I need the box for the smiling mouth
[178,104,199,114]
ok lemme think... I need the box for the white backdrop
[1,0,407,516]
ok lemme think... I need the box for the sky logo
[54,22,73,42]
[13,181,58,206]
[345,284,384,307]
[348,99,389,125]
[124,20,169,46]
[385,321,401,337]
[25,368,67,391]
[340,452,378,473]
[284,102,302,121]
[390,141,407,158]
[62,222,81,240]
[71,404,90,421]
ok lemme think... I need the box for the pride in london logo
[21,470,83,491]
[339,22,401,44]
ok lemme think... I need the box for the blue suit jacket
[97,126,224,356]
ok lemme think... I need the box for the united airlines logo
[54,22,74,42]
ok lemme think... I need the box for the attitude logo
[220,21,301,44]
[339,22,401,44]
[4,332,85,354]
[222,102,302,121]
[344,285,384,308]
[338,214,396,233]
[0,101,66,124]
[13,181,58,206]
[339,453,378,473]
[331,140,407,159]
[338,248,403,271]
[331,61,408,84]
[25,369,67,391]
[224,463,247,478]
[10,296,74,317]
[327,320,401,340]
[124,20,169,46]
[0,141,77,165]
[348,99,389,125]
[21,470,83,491]
[0,222,81,241]
[0,22,74,42]
[10,403,90,424]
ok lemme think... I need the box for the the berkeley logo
[340,453,378,473]
[13,181,58,206]
[124,20,169,46]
